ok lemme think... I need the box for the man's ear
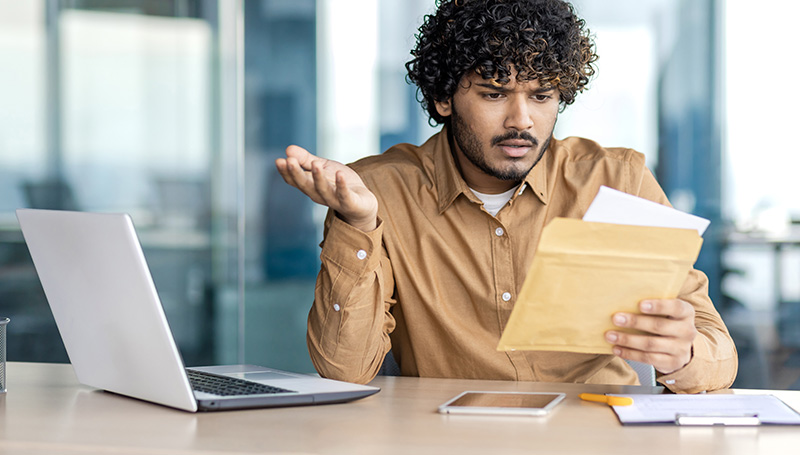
[434,98,452,118]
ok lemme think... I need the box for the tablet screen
[438,391,566,416]
[448,392,563,408]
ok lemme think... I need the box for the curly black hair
[406,0,598,125]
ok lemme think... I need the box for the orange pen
[579,393,634,407]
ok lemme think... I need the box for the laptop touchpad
[241,371,301,381]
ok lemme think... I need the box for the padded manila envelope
[496,217,703,354]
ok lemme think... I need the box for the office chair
[378,351,401,376]
[625,359,656,387]
[379,351,657,387]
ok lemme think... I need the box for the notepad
[609,394,800,426]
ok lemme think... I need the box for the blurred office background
[0,0,797,390]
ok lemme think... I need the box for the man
[275,0,737,393]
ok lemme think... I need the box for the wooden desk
[1,362,799,454]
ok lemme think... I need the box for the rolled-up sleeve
[306,213,396,384]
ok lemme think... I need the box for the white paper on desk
[583,186,710,236]
[610,394,800,425]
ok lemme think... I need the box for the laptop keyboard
[186,369,295,396]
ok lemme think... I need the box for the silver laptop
[16,208,379,412]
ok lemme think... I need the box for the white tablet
[438,391,566,416]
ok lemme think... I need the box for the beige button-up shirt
[307,128,737,393]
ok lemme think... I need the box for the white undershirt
[470,186,517,217]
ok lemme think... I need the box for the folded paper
[496,218,703,354]
[583,186,710,236]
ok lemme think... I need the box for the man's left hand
[605,299,697,375]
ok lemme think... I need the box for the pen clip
[675,413,761,426]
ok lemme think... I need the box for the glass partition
[1,0,798,391]
[720,0,800,390]
[0,0,242,366]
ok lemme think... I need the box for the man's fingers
[289,161,363,218]
[613,313,694,338]
[610,346,681,373]
[284,157,314,190]
[275,146,378,231]
[606,330,677,354]
[606,330,693,374]
[311,161,339,206]
[284,145,318,170]
[276,156,332,207]
[606,298,698,375]
[639,299,694,320]
[611,342,691,375]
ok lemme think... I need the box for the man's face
[435,70,560,193]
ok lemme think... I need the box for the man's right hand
[275,145,379,232]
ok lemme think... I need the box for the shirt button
[333,304,341,312]
[495,227,504,237]
[356,249,367,260]
[502,292,512,302]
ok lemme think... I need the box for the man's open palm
[275,145,378,232]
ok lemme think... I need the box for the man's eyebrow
[475,82,508,91]
[474,82,556,94]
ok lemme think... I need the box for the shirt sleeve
[656,269,739,393]
[306,211,396,384]
[634,165,738,393]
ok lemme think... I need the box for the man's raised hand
[275,145,378,232]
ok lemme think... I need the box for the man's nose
[503,96,534,131]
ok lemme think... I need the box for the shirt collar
[525,141,550,205]
[433,127,469,214]
[433,126,551,214]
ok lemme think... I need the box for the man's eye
[533,94,552,101]
[484,92,504,100]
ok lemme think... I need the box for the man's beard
[450,105,551,182]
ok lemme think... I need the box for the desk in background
[724,226,800,311]
[724,226,800,388]
[1,362,800,454]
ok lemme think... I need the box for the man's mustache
[491,131,538,147]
